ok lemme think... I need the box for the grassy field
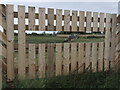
[14,34,104,43]
[3,70,120,88]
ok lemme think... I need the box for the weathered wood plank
[55,43,62,76]
[79,11,85,32]
[6,4,15,81]
[104,13,111,71]
[18,5,26,80]
[48,8,54,31]
[71,43,77,72]
[78,43,85,72]
[63,43,70,75]
[28,6,35,31]
[93,12,98,32]
[85,43,91,70]
[39,8,45,31]
[64,10,70,31]
[72,10,78,31]
[99,13,105,32]
[47,43,54,77]
[28,44,36,79]
[98,42,104,71]
[38,44,46,78]
[110,14,117,68]
[56,9,62,31]
[91,43,98,72]
[86,12,92,32]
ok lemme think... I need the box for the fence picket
[72,10,78,31]
[38,44,46,78]
[104,13,111,71]
[78,43,85,72]
[28,6,35,31]
[56,9,62,31]
[63,43,70,75]
[18,5,26,80]
[110,14,117,68]
[39,8,45,31]
[28,44,36,79]
[79,11,85,32]
[85,43,91,70]
[99,13,104,32]
[86,12,92,32]
[71,43,77,73]
[47,43,54,77]
[6,4,14,81]
[93,12,98,32]
[55,43,62,76]
[91,43,98,72]
[64,10,70,31]
[98,42,104,71]
[48,8,54,31]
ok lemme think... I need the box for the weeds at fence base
[2,69,120,88]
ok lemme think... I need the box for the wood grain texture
[28,6,35,31]
[63,43,70,75]
[79,11,85,32]
[78,43,85,72]
[71,43,77,72]
[56,9,62,31]
[48,8,54,31]
[85,43,91,70]
[98,42,104,71]
[6,4,15,81]
[91,43,98,72]
[64,10,70,31]
[18,5,26,80]
[72,10,78,31]
[55,43,62,76]
[93,12,98,32]
[47,43,54,77]
[39,8,45,31]
[28,44,36,79]
[86,12,92,32]
[99,13,104,32]
[38,44,46,78]
[110,14,117,68]
[104,13,111,71]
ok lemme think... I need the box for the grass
[14,34,104,43]
[3,70,120,88]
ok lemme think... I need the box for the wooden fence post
[18,5,26,80]
[110,14,117,68]
[104,13,111,71]
[6,4,14,81]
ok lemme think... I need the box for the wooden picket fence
[14,42,112,79]
[0,4,118,82]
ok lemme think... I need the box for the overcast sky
[1,1,118,13]
[1,0,120,2]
